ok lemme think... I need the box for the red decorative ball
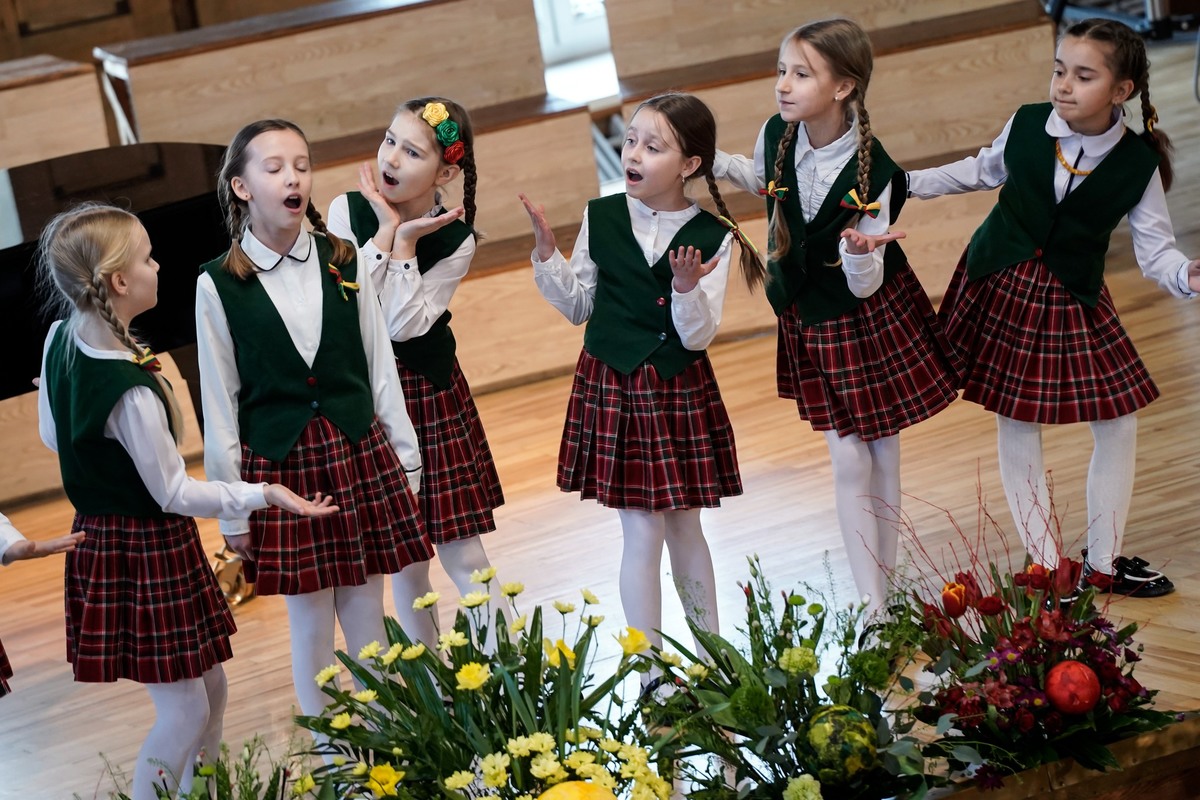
[1045,661,1101,714]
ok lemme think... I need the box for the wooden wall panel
[0,57,110,168]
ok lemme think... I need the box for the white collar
[1045,108,1127,157]
[241,228,311,272]
[795,118,858,163]
[627,194,698,220]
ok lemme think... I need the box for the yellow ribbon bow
[717,215,762,260]
[839,188,881,219]
[759,180,788,201]
[327,264,360,301]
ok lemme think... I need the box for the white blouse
[907,108,1194,298]
[195,229,421,536]
[36,320,268,523]
[0,512,23,565]
[714,119,893,298]
[533,195,734,351]
[326,194,477,342]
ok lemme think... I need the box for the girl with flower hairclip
[326,97,507,645]
[519,92,764,672]
[196,120,433,742]
[908,18,1198,597]
[35,201,337,799]
[714,18,960,617]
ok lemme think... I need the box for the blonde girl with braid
[196,120,434,734]
[35,202,336,800]
[909,18,1199,597]
[714,18,959,616]
[520,92,763,679]
[326,97,506,647]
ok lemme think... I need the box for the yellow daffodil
[413,591,441,610]
[543,637,577,669]
[553,600,576,614]
[501,581,525,597]
[437,630,468,651]
[380,643,404,666]
[292,773,315,796]
[469,566,497,584]
[460,591,491,609]
[401,643,426,660]
[352,689,378,703]
[367,763,404,798]
[581,588,599,605]
[358,640,381,660]
[617,627,650,657]
[330,712,352,730]
[444,770,474,790]
[314,664,340,686]
[455,662,491,690]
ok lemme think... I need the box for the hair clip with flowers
[758,180,788,201]
[717,215,762,259]
[134,348,162,373]
[327,263,360,301]
[839,188,881,219]
[420,102,466,165]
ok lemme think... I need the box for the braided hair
[400,97,480,234]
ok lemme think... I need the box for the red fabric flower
[443,140,466,164]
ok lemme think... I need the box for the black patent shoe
[1082,555,1175,598]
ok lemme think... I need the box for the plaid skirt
[241,416,432,595]
[0,636,11,696]
[64,513,235,684]
[777,264,960,441]
[939,255,1159,424]
[558,350,742,511]
[398,359,504,545]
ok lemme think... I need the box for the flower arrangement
[638,555,922,800]
[296,569,669,800]
[890,512,1176,791]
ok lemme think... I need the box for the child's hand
[669,245,720,294]
[840,228,906,255]
[391,206,466,261]
[1186,259,1200,294]
[264,485,340,517]
[518,193,557,262]
[222,533,255,562]
[359,162,402,250]
[3,530,85,563]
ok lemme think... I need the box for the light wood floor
[3,38,1200,800]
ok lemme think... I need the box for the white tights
[823,431,901,616]
[617,508,718,658]
[391,536,507,648]
[996,414,1137,573]
[135,665,227,800]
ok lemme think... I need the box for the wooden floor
[3,38,1200,800]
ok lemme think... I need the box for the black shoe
[1081,548,1164,580]
[1082,556,1174,598]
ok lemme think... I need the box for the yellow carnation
[455,662,491,690]
[460,591,491,608]
[501,581,525,597]
[437,630,468,651]
[529,752,567,782]
[527,731,556,753]
[380,643,404,666]
[470,566,497,584]
[401,643,426,660]
[585,615,605,627]
[564,750,597,770]
[314,664,339,686]
[581,588,599,605]
[330,712,352,730]
[292,773,315,796]
[685,662,710,681]
[510,614,528,633]
[358,640,381,660]
[352,762,369,776]
[413,591,441,610]
[352,689,378,703]
[506,736,533,757]
[660,651,683,667]
[553,600,576,614]
[444,770,474,791]
[616,627,650,657]
[481,752,511,788]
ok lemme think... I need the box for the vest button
[310,400,320,410]
[307,376,318,386]
[658,332,667,341]
[1034,248,1044,258]
[656,297,666,306]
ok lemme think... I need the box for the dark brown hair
[400,97,480,231]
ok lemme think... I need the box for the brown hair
[633,92,765,291]
[37,203,184,441]
[400,97,480,231]
[769,18,875,261]
[1063,18,1174,190]
[216,119,355,279]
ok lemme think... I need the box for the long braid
[222,202,256,280]
[1139,82,1173,191]
[768,121,798,262]
[705,171,764,291]
[460,150,480,233]
[305,201,356,266]
[854,99,875,210]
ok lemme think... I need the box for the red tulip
[976,595,1005,616]
[942,582,968,618]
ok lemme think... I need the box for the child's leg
[824,430,887,609]
[390,561,439,646]
[866,434,902,600]
[179,664,228,794]
[439,536,510,650]
[334,575,388,674]
[617,509,667,650]
[1085,414,1137,574]
[136,677,210,800]
[284,589,338,718]
[995,415,1057,567]
[663,508,719,650]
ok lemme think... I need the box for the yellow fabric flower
[314,664,340,686]
[581,588,599,605]
[543,637,577,669]
[553,600,576,614]
[510,614,528,633]
[501,581,525,597]
[401,643,426,660]
[460,591,491,608]
[352,689,378,703]
[330,712,352,730]
[358,640,381,660]
[444,770,474,790]
[470,566,497,584]
[367,763,404,798]
[421,102,450,127]
[292,773,315,796]
[380,643,404,666]
[455,662,491,690]
[659,651,683,667]
[437,630,469,651]
[413,591,441,610]
[617,627,650,657]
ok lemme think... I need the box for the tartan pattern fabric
[64,513,235,684]
[241,416,432,595]
[776,262,960,440]
[558,350,742,511]
[398,359,504,545]
[939,255,1159,423]
[0,637,11,696]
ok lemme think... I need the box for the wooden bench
[0,0,176,62]
[0,56,110,169]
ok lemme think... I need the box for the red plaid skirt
[64,513,235,684]
[398,359,504,545]
[558,350,742,511]
[776,264,960,441]
[939,255,1158,423]
[241,416,432,595]
[0,636,11,696]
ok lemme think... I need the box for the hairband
[838,188,881,219]
[420,102,466,164]
[134,349,162,373]
[758,180,788,201]
[717,215,762,259]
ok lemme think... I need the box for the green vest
[965,102,1160,307]
[582,194,728,378]
[202,235,375,462]
[346,191,471,389]
[762,115,908,322]
[44,323,175,517]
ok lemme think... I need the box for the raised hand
[3,530,85,562]
[391,206,466,261]
[518,193,557,262]
[668,245,721,293]
[358,162,402,251]
[264,485,340,517]
[1186,259,1200,294]
[840,227,906,255]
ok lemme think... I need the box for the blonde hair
[217,119,355,280]
[37,203,184,442]
[769,18,875,261]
